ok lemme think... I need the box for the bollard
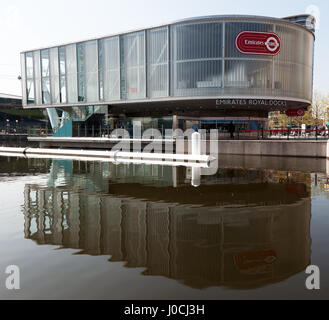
[192,132,201,156]
[191,132,201,187]
[191,167,201,187]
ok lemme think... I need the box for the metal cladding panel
[273,24,314,101]
[225,22,274,58]
[20,16,315,109]
[224,60,273,97]
[171,22,223,97]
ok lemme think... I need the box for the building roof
[0,93,22,108]
[0,93,22,100]
[21,14,315,53]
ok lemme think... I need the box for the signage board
[236,31,281,56]
[216,99,287,108]
[285,108,305,117]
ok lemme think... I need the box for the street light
[6,119,10,134]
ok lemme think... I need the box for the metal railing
[236,128,329,141]
[4,125,329,141]
[0,126,29,135]
[0,126,50,137]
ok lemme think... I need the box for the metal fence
[208,128,329,141]
[261,128,329,141]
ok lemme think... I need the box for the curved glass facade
[21,16,315,109]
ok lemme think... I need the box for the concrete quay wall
[216,140,329,159]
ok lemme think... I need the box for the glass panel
[25,52,35,104]
[41,50,50,104]
[41,50,50,78]
[120,36,126,100]
[122,32,146,100]
[33,51,42,105]
[77,43,85,101]
[26,52,34,79]
[66,44,78,103]
[60,76,67,103]
[42,78,51,104]
[20,53,27,106]
[101,36,120,101]
[50,47,60,104]
[59,46,66,75]
[147,27,168,98]
[26,79,35,103]
[59,46,67,103]
[85,40,98,102]
[98,40,104,101]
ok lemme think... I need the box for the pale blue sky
[0,0,327,96]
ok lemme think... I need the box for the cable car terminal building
[20,15,315,138]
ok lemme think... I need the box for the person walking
[228,121,235,140]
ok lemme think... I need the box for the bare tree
[311,90,329,125]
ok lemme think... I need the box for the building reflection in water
[22,159,311,289]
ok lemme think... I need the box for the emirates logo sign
[236,31,281,56]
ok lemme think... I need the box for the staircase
[50,105,105,138]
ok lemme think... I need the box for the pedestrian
[228,121,235,140]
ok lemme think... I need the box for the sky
[0,0,328,96]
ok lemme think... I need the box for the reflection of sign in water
[285,183,306,195]
[234,250,278,274]
[236,31,281,56]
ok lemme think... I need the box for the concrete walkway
[28,136,329,159]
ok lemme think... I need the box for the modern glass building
[20,15,315,137]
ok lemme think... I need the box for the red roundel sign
[236,31,281,56]
[286,109,305,117]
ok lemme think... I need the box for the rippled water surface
[0,155,328,300]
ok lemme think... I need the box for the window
[99,37,120,101]
[41,50,51,104]
[122,32,146,100]
[59,46,67,103]
[25,52,35,104]
[147,27,168,98]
